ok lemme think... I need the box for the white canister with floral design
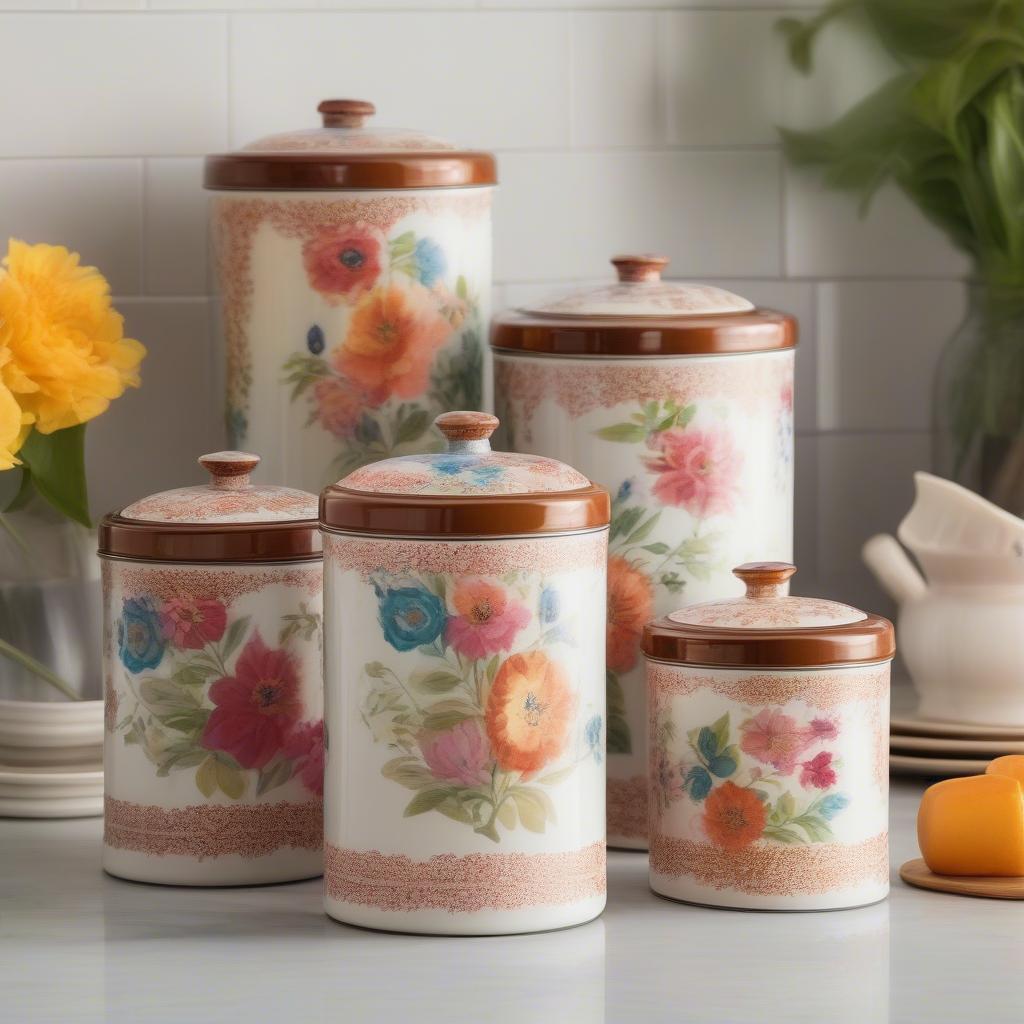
[205,99,496,494]
[98,452,324,886]
[491,256,797,850]
[320,411,609,935]
[644,562,894,911]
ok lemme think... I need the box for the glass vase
[934,281,1024,518]
[0,492,101,701]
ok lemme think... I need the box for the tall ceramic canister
[491,255,796,848]
[205,99,496,491]
[644,562,894,910]
[99,452,324,885]
[320,411,609,934]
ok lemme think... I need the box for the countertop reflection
[1,781,1022,1023]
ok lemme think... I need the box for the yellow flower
[0,351,32,469]
[0,240,145,444]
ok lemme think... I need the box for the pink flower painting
[800,750,838,789]
[445,578,530,660]
[282,720,325,797]
[418,719,492,787]
[159,597,227,650]
[202,632,302,770]
[644,426,742,518]
[739,709,811,776]
[302,222,383,302]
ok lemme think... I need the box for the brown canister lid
[98,452,322,564]
[204,99,497,191]
[320,411,609,537]
[491,255,796,357]
[643,562,895,668]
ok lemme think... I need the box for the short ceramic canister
[319,411,610,935]
[643,562,895,911]
[205,99,497,494]
[97,452,324,886]
[491,256,797,850]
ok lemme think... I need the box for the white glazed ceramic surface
[210,187,493,493]
[0,698,103,767]
[863,472,1024,726]
[647,660,890,910]
[322,529,608,935]
[101,558,324,886]
[494,349,794,848]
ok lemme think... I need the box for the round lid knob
[198,451,260,490]
[733,561,797,600]
[318,98,376,129]
[435,411,499,447]
[611,254,669,283]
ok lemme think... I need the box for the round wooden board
[900,858,1024,900]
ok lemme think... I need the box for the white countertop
[1,780,1021,1024]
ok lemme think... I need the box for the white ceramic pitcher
[863,472,1024,725]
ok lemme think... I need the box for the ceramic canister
[491,255,797,849]
[98,452,324,886]
[643,562,895,911]
[205,99,496,493]
[320,411,610,935]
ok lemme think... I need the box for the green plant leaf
[496,799,518,830]
[606,671,631,755]
[173,664,216,687]
[139,677,202,717]
[404,786,453,817]
[256,758,294,796]
[16,425,90,526]
[381,756,435,790]
[216,760,245,800]
[411,669,464,694]
[710,713,730,752]
[511,788,551,833]
[624,511,661,546]
[642,542,670,555]
[595,422,648,444]
[3,468,34,513]
[195,756,218,798]
[395,408,431,446]
[221,616,251,662]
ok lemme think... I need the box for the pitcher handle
[862,534,927,606]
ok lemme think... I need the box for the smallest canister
[98,452,324,886]
[643,562,894,911]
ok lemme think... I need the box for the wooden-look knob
[611,254,669,283]
[318,99,375,129]
[198,451,260,489]
[435,411,499,444]
[733,562,797,600]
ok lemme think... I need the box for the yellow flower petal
[0,369,33,470]
[0,239,145,434]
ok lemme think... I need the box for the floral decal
[360,570,602,843]
[282,226,482,479]
[111,596,323,802]
[596,402,745,756]
[652,706,850,850]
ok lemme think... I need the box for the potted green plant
[779,0,1024,515]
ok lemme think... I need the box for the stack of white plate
[890,712,1024,779]
[0,699,103,817]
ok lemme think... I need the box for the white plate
[889,713,1024,740]
[0,699,103,766]
[890,753,989,778]
[0,764,103,818]
[890,733,1024,757]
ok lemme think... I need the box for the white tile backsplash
[571,12,660,147]
[661,11,784,146]
[0,159,142,295]
[86,299,221,517]
[143,159,209,296]
[0,3,970,614]
[0,15,227,158]
[785,172,971,279]
[229,12,571,151]
[816,280,967,432]
[496,149,782,280]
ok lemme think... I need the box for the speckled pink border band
[324,840,606,913]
